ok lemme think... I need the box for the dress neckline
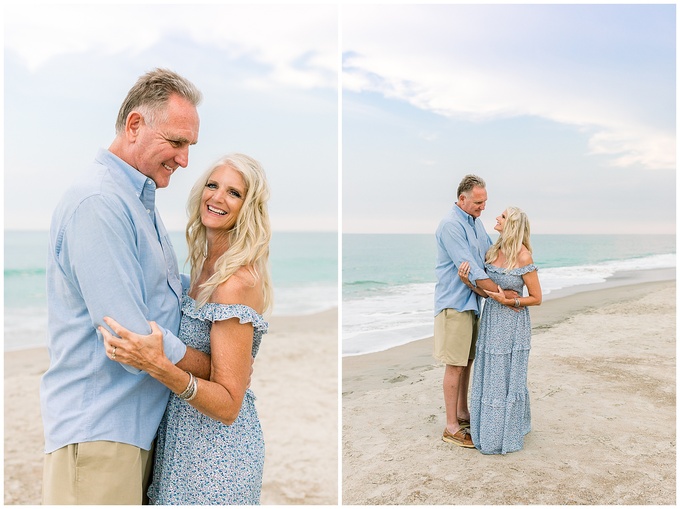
[182,290,264,319]
[485,262,537,272]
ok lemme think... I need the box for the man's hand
[459,262,522,313]
[486,285,521,312]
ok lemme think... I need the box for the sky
[342,3,676,234]
[3,3,676,236]
[4,3,338,232]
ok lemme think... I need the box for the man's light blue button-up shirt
[434,204,493,317]
[40,149,188,453]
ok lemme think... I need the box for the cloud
[4,4,337,90]
[3,3,339,233]
[342,4,675,171]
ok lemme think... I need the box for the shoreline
[342,266,676,358]
[343,277,675,388]
[342,279,676,504]
[4,308,339,505]
[3,306,339,353]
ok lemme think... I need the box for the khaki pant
[42,441,154,505]
[433,308,479,366]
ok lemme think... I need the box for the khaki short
[42,440,154,505]
[433,308,479,366]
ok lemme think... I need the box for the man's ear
[126,111,144,141]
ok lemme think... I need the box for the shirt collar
[454,203,476,227]
[96,149,157,200]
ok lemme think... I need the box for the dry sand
[4,308,339,505]
[342,280,676,505]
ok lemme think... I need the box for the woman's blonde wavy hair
[186,153,273,311]
[485,206,532,270]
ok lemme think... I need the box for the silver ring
[112,346,117,359]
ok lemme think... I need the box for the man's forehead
[469,187,487,200]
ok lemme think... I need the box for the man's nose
[175,146,190,168]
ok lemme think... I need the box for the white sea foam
[4,283,337,351]
[342,253,676,356]
[271,283,338,316]
[4,307,49,351]
[538,253,676,293]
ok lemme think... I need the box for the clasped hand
[458,261,472,286]
[485,285,507,303]
[458,261,521,312]
[99,317,166,372]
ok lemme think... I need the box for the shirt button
[147,209,151,214]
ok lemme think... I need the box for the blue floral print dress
[469,263,537,455]
[148,291,268,505]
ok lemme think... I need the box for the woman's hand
[99,317,168,373]
[458,261,472,285]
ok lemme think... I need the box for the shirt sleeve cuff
[468,268,489,287]
[159,326,188,364]
[120,364,143,375]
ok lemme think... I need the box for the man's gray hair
[457,174,486,198]
[114,68,203,134]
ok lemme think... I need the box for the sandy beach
[342,278,676,505]
[4,308,339,505]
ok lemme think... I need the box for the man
[434,174,513,448]
[41,68,211,504]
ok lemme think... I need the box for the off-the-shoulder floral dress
[470,263,537,455]
[148,291,268,505]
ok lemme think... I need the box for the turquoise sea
[343,234,676,356]
[4,230,337,351]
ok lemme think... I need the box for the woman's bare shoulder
[518,247,534,266]
[211,266,263,311]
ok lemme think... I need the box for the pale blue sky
[4,3,338,232]
[342,3,676,234]
[4,3,676,235]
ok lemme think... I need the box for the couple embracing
[41,69,271,504]
[434,174,543,455]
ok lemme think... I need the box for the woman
[100,153,272,504]
[459,206,542,455]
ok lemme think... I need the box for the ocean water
[343,233,676,356]
[4,230,338,351]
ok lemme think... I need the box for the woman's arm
[175,348,212,380]
[519,269,542,307]
[458,261,488,297]
[100,267,263,425]
[459,261,521,312]
[485,252,542,308]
